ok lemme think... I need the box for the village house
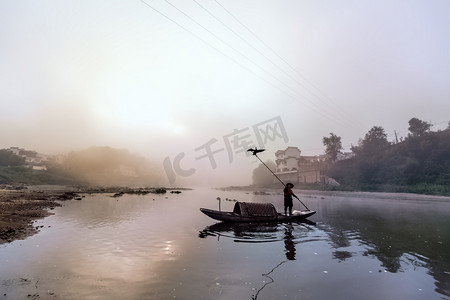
[7,146,22,156]
[5,147,56,170]
[274,146,325,184]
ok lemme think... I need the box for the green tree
[327,124,450,195]
[322,133,343,163]
[408,117,432,137]
[0,149,25,166]
[358,126,390,156]
[252,160,276,186]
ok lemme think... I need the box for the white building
[5,147,55,169]
[7,147,23,156]
[275,146,301,172]
[274,146,322,184]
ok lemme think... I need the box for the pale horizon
[1,0,449,186]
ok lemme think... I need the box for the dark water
[0,189,449,299]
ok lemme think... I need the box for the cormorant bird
[247,147,265,156]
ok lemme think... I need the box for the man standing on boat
[283,183,297,216]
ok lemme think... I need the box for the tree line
[323,118,450,195]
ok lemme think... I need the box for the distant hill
[62,146,164,187]
[0,146,165,187]
[0,149,76,185]
[0,166,80,186]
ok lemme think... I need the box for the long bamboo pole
[248,148,310,211]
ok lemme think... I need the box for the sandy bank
[0,186,178,245]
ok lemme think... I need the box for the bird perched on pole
[247,147,265,156]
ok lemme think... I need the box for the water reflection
[312,194,450,298]
[284,224,295,260]
[333,250,353,261]
[198,192,450,299]
[199,221,317,299]
[199,222,280,243]
[199,220,316,261]
[1,189,449,299]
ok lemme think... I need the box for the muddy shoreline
[0,185,180,245]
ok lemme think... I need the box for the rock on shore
[0,189,66,244]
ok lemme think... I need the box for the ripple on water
[1,189,449,300]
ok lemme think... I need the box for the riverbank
[221,182,450,196]
[0,185,183,245]
[0,189,70,244]
[219,185,450,204]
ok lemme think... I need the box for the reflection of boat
[200,219,315,234]
[200,201,315,223]
[205,221,279,232]
[198,221,280,241]
[198,218,315,242]
[199,218,316,261]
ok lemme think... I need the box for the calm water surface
[0,189,449,300]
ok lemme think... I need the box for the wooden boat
[200,201,315,223]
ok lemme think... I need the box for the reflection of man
[284,224,296,260]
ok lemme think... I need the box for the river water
[0,188,449,300]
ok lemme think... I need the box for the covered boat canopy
[232,202,277,217]
[200,202,315,222]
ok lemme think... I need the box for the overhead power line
[138,0,297,97]
[139,0,356,127]
[213,0,361,127]
[163,0,349,125]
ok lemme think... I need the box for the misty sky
[1,1,450,185]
